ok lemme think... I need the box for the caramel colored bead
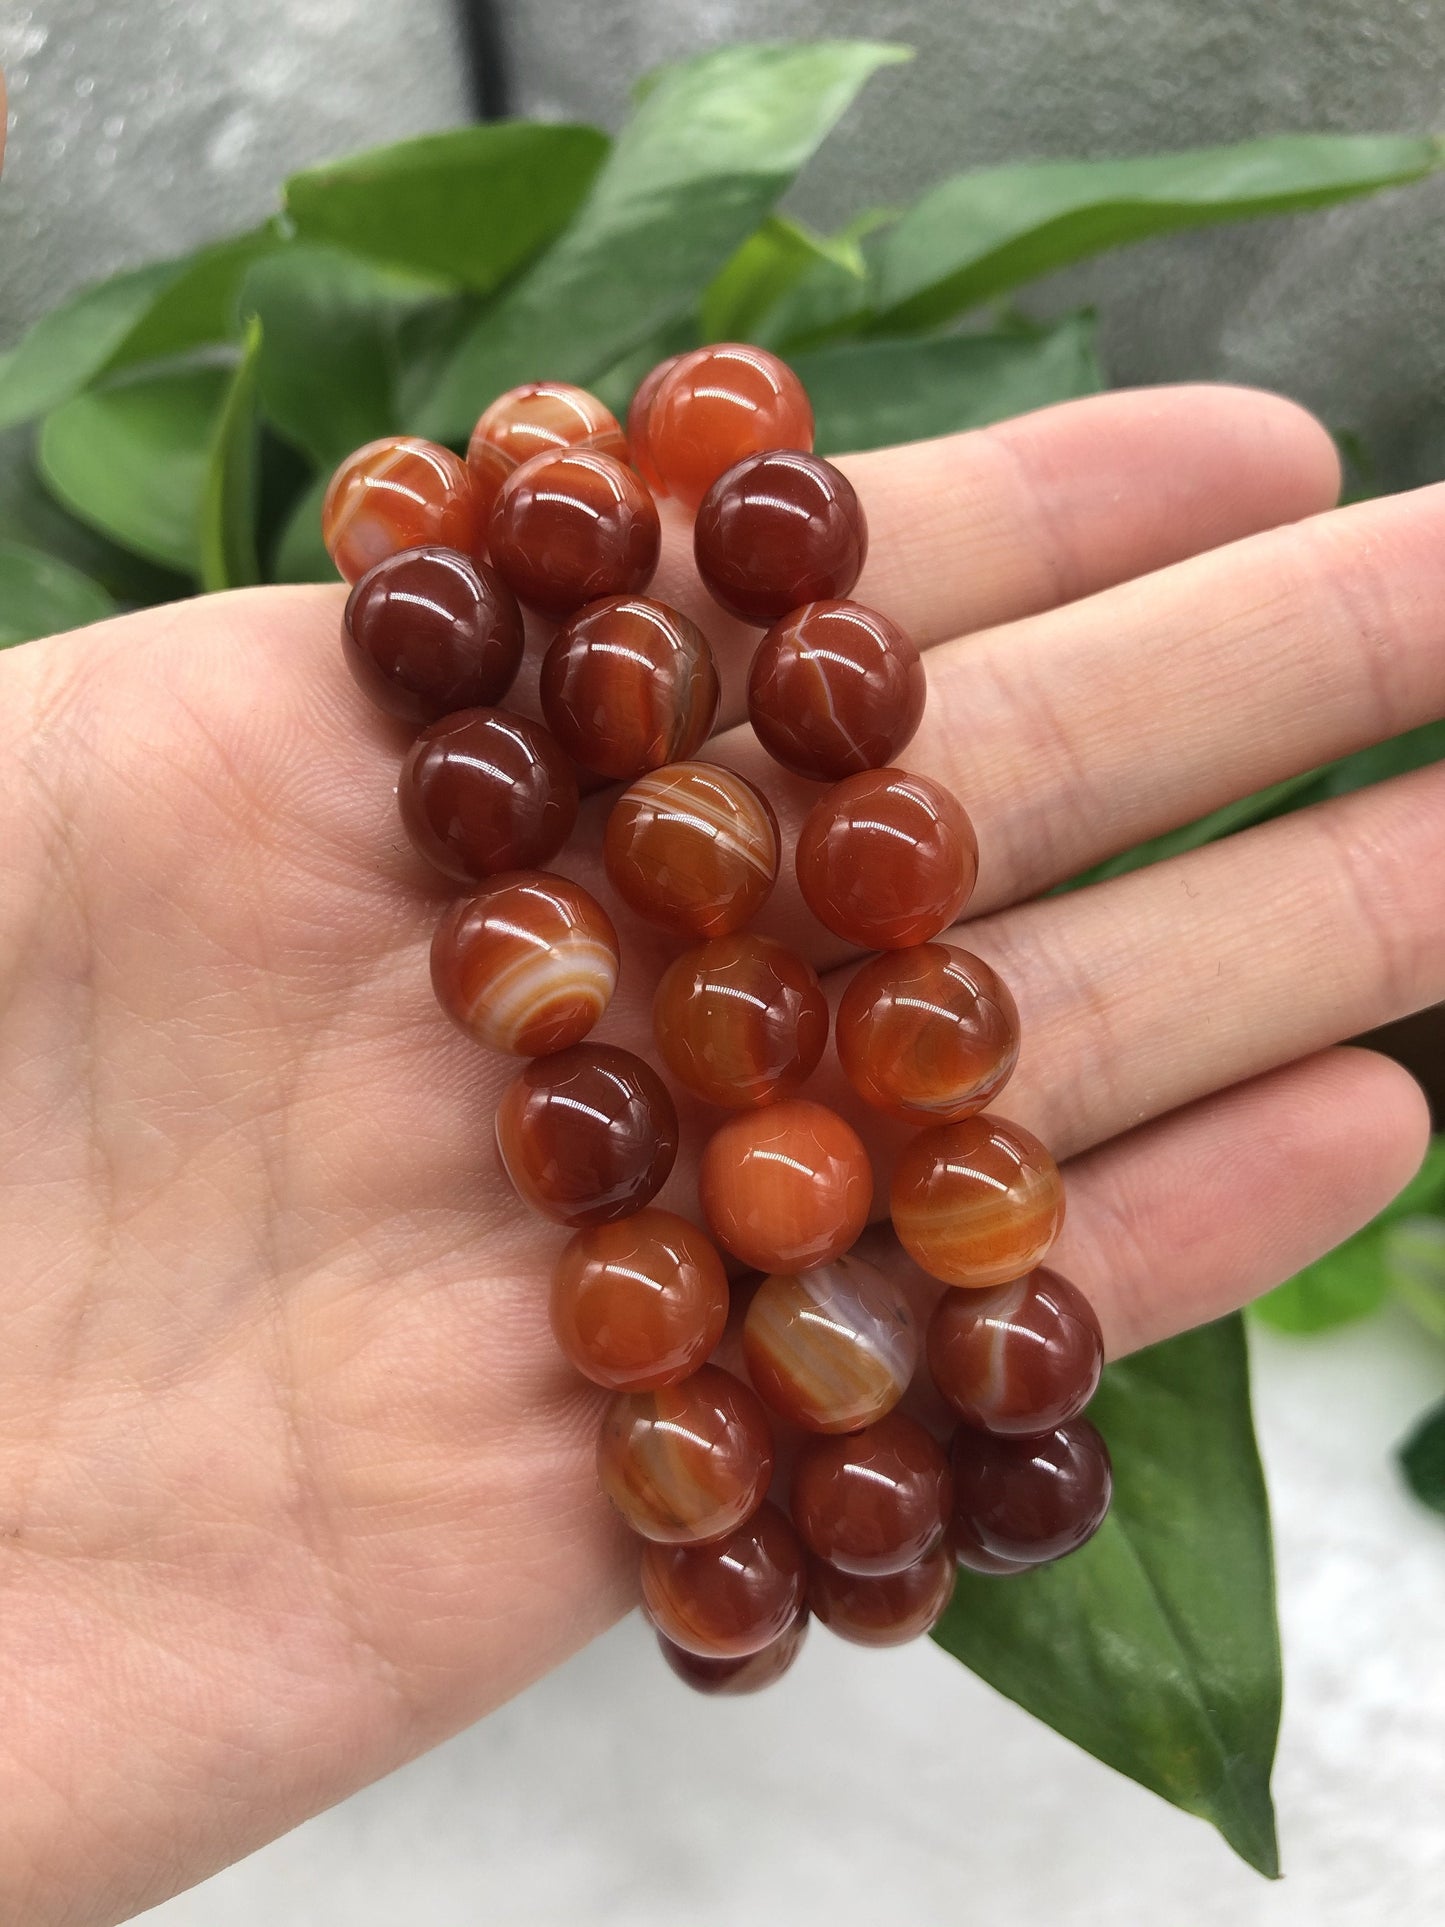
[467,381,627,522]
[700,1099,872,1274]
[642,1502,806,1657]
[400,708,578,883]
[796,769,978,950]
[599,1365,773,1545]
[487,448,660,618]
[950,1419,1112,1570]
[928,1268,1103,1435]
[626,354,683,492]
[742,1253,917,1434]
[540,595,720,781]
[808,1546,956,1647]
[495,1044,677,1226]
[605,761,780,939]
[643,343,815,512]
[342,547,524,724]
[323,437,482,585]
[748,600,925,781]
[836,944,1019,1124]
[891,1115,1065,1289]
[653,935,827,1109]
[550,1210,729,1392]
[657,1609,808,1695]
[791,1415,951,1576]
[431,874,618,1056]
[694,450,867,627]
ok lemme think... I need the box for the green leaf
[1387,1217,1445,1343]
[934,1316,1281,1876]
[700,214,865,344]
[1398,1396,1445,1517]
[417,41,910,440]
[0,537,116,646]
[199,318,264,592]
[874,133,1445,330]
[1255,1138,1445,1333]
[284,122,609,293]
[241,247,432,467]
[797,312,1101,456]
[0,228,283,433]
[271,473,334,584]
[1280,717,1445,808]
[38,365,229,575]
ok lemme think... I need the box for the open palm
[2,385,1440,1926]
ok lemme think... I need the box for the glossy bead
[927,1268,1104,1435]
[891,1115,1065,1289]
[399,708,578,882]
[656,1610,808,1695]
[796,768,978,950]
[487,448,659,619]
[946,1514,1033,1575]
[695,450,868,627]
[950,1419,1113,1570]
[653,935,827,1109]
[836,944,1019,1123]
[598,1365,773,1545]
[626,354,682,491]
[742,1253,917,1434]
[641,1502,806,1657]
[791,1415,951,1576]
[550,1209,730,1391]
[495,1044,678,1226]
[808,1546,956,1647]
[467,381,627,522]
[748,600,925,781]
[323,437,483,584]
[699,1099,872,1274]
[642,343,815,512]
[539,595,720,781]
[431,874,618,1056]
[605,761,780,939]
[341,548,524,724]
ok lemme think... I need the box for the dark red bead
[791,1414,951,1576]
[399,708,578,882]
[487,448,660,618]
[928,1269,1104,1435]
[656,1610,808,1695]
[808,1547,956,1647]
[796,768,978,951]
[341,547,523,724]
[949,1419,1113,1571]
[694,451,867,627]
[642,1502,807,1658]
[540,595,720,781]
[495,1044,678,1226]
[748,600,925,782]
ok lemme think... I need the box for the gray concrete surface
[141,1313,1445,1926]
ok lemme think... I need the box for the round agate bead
[950,1418,1112,1570]
[467,381,627,521]
[742,1253,917,1435]
[836,944,1019,1123]
[431,874,618,1056]
[598,1365,773,1545]
[642,343,815,511]
[605,761,780,939]
[891,1115,1065,1289]
[341,548,524,724]
[487,448,660,618]
[657,1610,808,1695]
[495,1044,677,1226]
[540,595,720,781]
[699,1099,871,1274]
[748,600,925,781]
[626,353,683,490]
[550,1209,730,1391]
[797,769,978,950]
[653,934,827,1109]
[323,437,483,584]
[642,1502,806,1657]
[808,1546,956,1647]
[928,1268,1104,1434]
[399,708,578,883]
[791,1414,952,1576]
[695,450,867,627]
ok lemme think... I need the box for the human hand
[1,384,1438,1924]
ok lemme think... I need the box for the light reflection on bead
[605,761,780,939]
[700,1099,872,1274]
[641,1502,807,1657]
[927,1268,1103,1434]
[400,707,578,883]
[791,1414,951,1575]
[598,1364,773,1544]
[653,934,827,1109]
[643,343,815,512]
[796,767,978,950]
[836,944,1019,1123]
[487,447,660,618]
[808,1546,956,1646]
[467,382,627,522]
[891,1114,1065,1289]
[430,874,618,1056]
[323,437,482,584]
[495,1044,678,1226]
[540,595,720,781]
[742,1253,917,1434]
[950,1419,1112,1570]
[550,1209,730,1391]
